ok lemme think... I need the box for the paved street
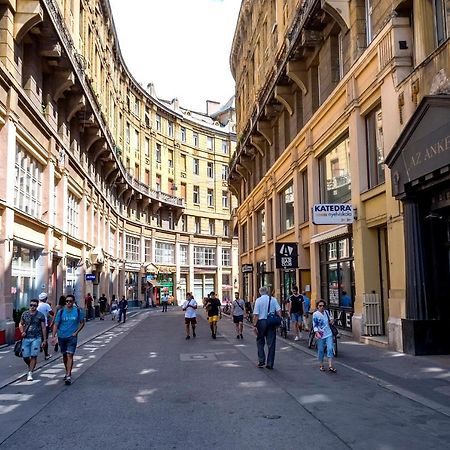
[0,308,450,449]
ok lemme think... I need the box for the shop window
[280,182,294,232]
[319,136,351,204]
[366,105,385,189]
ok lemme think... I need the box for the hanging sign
[312,204,354,225]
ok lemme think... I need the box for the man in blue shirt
[302,290,311,331]
[52,294,85,385]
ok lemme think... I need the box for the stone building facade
[0,0,238,342]
[229,0,450,354]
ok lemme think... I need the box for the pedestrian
[161,291,169,312]
[287,286,304,341]
[302,291,311,331]
[118,295,128,323]
[99,293,108,320]
[84,292,93,321]
[205,291,221,339]
[231,292,245,339]
[312,300,337,373]
[111,297,119,320]
[19,299,47,381]
[252,286,281,370]
[52,294,85,385]
[37,292,53,359]
[182,292,197,339]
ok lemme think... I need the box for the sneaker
[294,336,299,341]
[236,335,240,339]
[65,377,72,386]
[185,335,190,340]
[63,374,67,381]
[45,354,52,360]
[27,371,33,381]
[257,362,265,368]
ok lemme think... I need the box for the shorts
[233,315,244,323]
[21,337,41,358]
[58,335,78,354]
[185,317,197,325]
[208,315,220,323]
[291,313,303,323]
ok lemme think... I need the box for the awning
[310,225,350,244]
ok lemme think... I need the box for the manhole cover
[180,353,217,361]
[263,415,282,420]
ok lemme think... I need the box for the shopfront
[241,264,253,301]
[386,95,450,355]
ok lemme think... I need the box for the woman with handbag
[252,286,281,370]
[312,300,337,373]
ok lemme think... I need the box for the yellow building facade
[229,0,450,354]
[0,0,237,342]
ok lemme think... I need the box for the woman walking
[312,300,336,373]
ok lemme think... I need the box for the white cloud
[109,0,241,112]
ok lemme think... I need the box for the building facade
[0,0,238,342]
[229,0,450,354]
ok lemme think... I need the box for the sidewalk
[223,313,450,418]
[0,309,143,389]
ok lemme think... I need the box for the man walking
[98,293,108,320]
[84,292,93,321]
[37,292,53,359]
[118,295,128,323]
[287,286,304,340]
[161,292,169,312]
[205,291,221,339]
[19,299,47,381]
[253,286,281,369]
[182,292,197,339]
[231,292,245,339]
[52,294,85,385]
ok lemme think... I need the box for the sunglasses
[30,304,38,307]
[66,300,74,303]
[318,304,325,308]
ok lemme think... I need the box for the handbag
[326,310,339,337]
[266,296,282,328]
[14,322,32,357]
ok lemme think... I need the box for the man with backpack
[287,286,304,341]
[52,294,85,385]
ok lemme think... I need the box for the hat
[38,292,48,301]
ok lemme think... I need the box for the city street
[0,309,449,449]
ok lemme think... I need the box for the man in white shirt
[37,292,53,360]
[252,286,281,369]
[182,292,198,340]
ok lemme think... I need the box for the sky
[109,0,242,113]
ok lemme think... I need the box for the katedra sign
[312,204,354,225]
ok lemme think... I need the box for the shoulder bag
[325,310,339,337]
[14,322,31,357]
[266,296,282,328]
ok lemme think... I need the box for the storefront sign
[312,204,354,224]
[275,243,298,269]
[242,264,253,273]
[85,274,96,281]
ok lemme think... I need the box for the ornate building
[0,0,237,343]
[229,0,450,354]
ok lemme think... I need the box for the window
[256,208,265,245]
[193,132,199,147]
[154,241,175,264]
[280,182,294,232]
[168,150,174,168]
[155,144,161,163]
[109,230,116,256]
[319,137,351,203]
[222,165,229,180]
[365,0,373,45]
[179,244,188,265]
[209,219,215,235]
[145,108,150,127]
[223,221,229,237]
[67,193,79,238]
[366,106,385,189]
[241,222,247,252]
[193,185,200,204]
[144,239,152,261]
[193,158,199,175]
[168,211,175,230]
[207,136,214,151]
[222,248,231,266]
[125,122,130,143]
[156,211,162,227]
[434,0,448,46]
[14,145,42,218]
[134,99,140,116]
[181,214,188,232]
[222,191,229,208]
[180,127,186,142]
[168,121,174,137]
[134,129,139,150]
[144,138,150,157]
[207,189,214,207]
[181,154,187,171]
[194,247,216,265]
[207,162,214,178]
[222,140,229,154]
[181,182,187,200]
[195,217,201,233]
[125,235,140,261]
[155,114,161,131]
[301,170,309,222]
[156,174,161,192]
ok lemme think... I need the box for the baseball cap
[38,292,48,301]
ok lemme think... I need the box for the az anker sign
[312,204,354,225]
